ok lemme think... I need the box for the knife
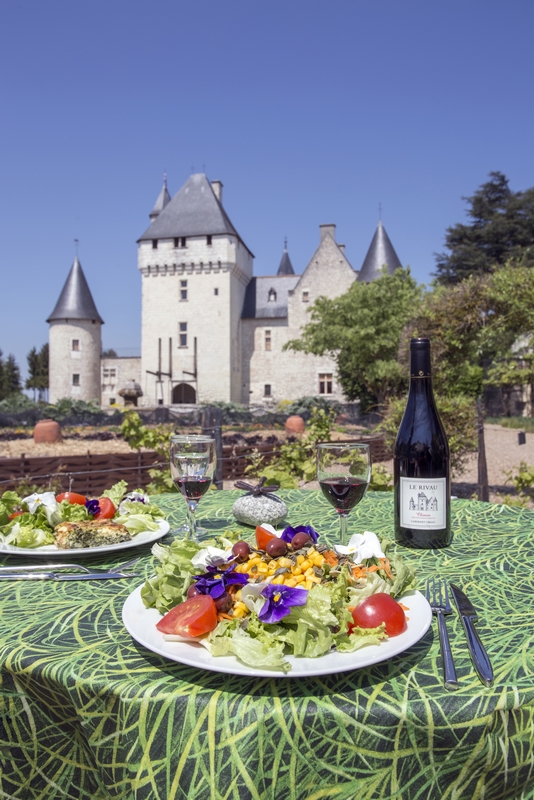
[449,583,493,687]
[0,572,138,581]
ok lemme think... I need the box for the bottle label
[399,477,447,529]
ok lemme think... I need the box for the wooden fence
[0,435,389,494]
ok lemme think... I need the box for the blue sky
[2,0,534,378]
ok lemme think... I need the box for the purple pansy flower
[280,524,319,544]
[192,565,249,599]
[258,584,309,624]
[85,499,100,516]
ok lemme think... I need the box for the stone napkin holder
[232,477,288,527]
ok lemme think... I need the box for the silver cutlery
[0,557,141,581]
[426,578,459,690]
[449,583,493,687]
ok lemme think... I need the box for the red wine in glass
[319,476,369,512]
[317,442,371,545]
[174,477,212,501]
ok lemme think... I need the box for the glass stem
[339,512,349,546]
[186,500,198,541]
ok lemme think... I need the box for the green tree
[435,172,534,285]
[284,268,422,411]
[102,348,118,357]
[26,344,49,401]
[0,353,22,399]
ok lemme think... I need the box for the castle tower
[47,257,103,404]
[137,173,254,406]
[358,220,403,282]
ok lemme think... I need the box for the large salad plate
[122,585,432,678]
[0,520,170,557]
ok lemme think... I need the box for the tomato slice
[349,593,406,637]
[8,511,24,520]
[255,525,277,551]
[94,497,116,519]
[56,492,87,505]
[156,595,217,638]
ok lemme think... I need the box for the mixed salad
[142,524,416,673]
[0,481,164,548]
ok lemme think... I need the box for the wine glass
[169,435,216,542]
[317,442,372,546]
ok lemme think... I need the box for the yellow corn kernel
[248,556,261,566]
[285,577,298,587]
[296,555,305,565]
[257,564,268,574]
[278,557,293,569]
[308,574,322,584]
[268,559,279,569]
[271,574,285,585]
[300,559,312,571]
[234,601,248,612]
[304,580,313,591]
[235,589,242,601]
[292,566,302,576]
[304,567,315,578]
[294,574,306,584]
[232,607,248,618]
[310,553,324,566]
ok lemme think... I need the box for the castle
[48,173,403,408]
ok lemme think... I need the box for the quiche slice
[54,520,132,549]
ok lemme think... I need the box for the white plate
[122,586,432,678]
[0,520,170,557]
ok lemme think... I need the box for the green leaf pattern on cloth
[1,491,533,799]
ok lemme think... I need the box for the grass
[486,416,534,431]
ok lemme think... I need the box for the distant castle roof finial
[284,236,288,251]
[74,238,79,256]
[378,201,382,221]
[149,177,171,222]
[277,238,295,276]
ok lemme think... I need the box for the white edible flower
[241,580,272,614]
[191,546,233,570]
[258,523,284,538]
[334,531,385,563]
[22,492,60,524]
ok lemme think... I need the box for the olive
[291,532,312,550]
[187,584,201,599]
[214,592,232,613]
[266,537,288,557]
[232,540,251,562]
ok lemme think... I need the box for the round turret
[47,257,103,404]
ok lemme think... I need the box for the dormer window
[302,291,309,303]
[207,235,212,246]
[268,288,277,303]
[152,240,158,249]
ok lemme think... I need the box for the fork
[426,578,459,690]
[0,557,141,576]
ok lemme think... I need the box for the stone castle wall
[49,320,102,404]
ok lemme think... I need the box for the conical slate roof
[149,178,171,221]
[358,221,403,282]
[277,240,295,275]
[47,257,104,323]
[138,173,252,253]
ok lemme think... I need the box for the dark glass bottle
[394,338,451,548]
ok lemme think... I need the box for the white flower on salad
[334,531,385,563]
[257,523,284,537]
[118,492,150,514]
[190,545,233,570]
[241,580,273,615]
[21,492,61,525]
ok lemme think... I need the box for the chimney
[320,224,336,242]
[211,180,223,202]
[338,243,345,254]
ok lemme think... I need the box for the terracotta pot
[33,419,62,444]
[285,415,305,435]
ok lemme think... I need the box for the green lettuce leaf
[4,523,54,548]
[141,537,202,614]
[204,619,291,673]
[119,500,163,519]
[0,491,21,516]
[101,480,128,507]
[114,513,160,535]
[334,623,387,653]
[58,500,91,522]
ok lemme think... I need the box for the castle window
[174,238,179,248]
[72,339,79,351]
[179,322,187,347]
[302,291,309,303]
[265,330,272,351]
[110,369,116,378]
[109,398,115,405]
[180,280,188,301]
[268,288,277,303]
[264,384,271,397]
[319,373,333,395]
[72,374,80,386]
[179,237,187,248]
[214,288,219,296]
[207,235,212,246]
[152,240,158,249]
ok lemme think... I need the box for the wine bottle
[394,337,451,548]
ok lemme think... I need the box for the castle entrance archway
[172,383,196,404]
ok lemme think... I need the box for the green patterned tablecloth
[1,491,534,800]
